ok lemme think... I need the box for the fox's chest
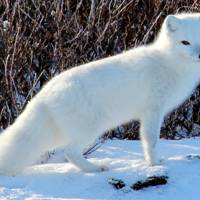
[165,76,199,114]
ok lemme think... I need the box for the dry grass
[0,0,200,139]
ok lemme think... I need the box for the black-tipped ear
[165,15,180,32]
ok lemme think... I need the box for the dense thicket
[0,0,200,139]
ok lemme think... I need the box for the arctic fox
[0,13,200,175]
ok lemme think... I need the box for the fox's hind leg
[64,145,107,172]
[56,113,107,172]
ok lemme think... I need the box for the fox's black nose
[199,54,200,59]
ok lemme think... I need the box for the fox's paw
[82,164,109,173]
[146,158,163,166]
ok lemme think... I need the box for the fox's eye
[181,40,190,45]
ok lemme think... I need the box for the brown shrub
[0,0,200,139]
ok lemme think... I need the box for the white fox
[0,13,200,175]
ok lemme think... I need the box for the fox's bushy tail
[0,101,55,175]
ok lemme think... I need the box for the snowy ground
[0,138,200,200]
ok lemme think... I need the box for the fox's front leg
[140,111,163,166]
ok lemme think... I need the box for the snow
[0,138,200,199]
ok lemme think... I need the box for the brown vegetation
[0,0,200,139]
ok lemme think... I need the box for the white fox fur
[1,13,200,175]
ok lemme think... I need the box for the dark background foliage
[0,0,200,139]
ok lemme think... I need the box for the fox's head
[158,13,200,62]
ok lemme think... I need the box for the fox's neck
[150,43,200,90]
[169,56,200,95]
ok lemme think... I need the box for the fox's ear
[165,15,180,32]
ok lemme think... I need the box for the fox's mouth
[192,58,200,62]
[186,55,200,63]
